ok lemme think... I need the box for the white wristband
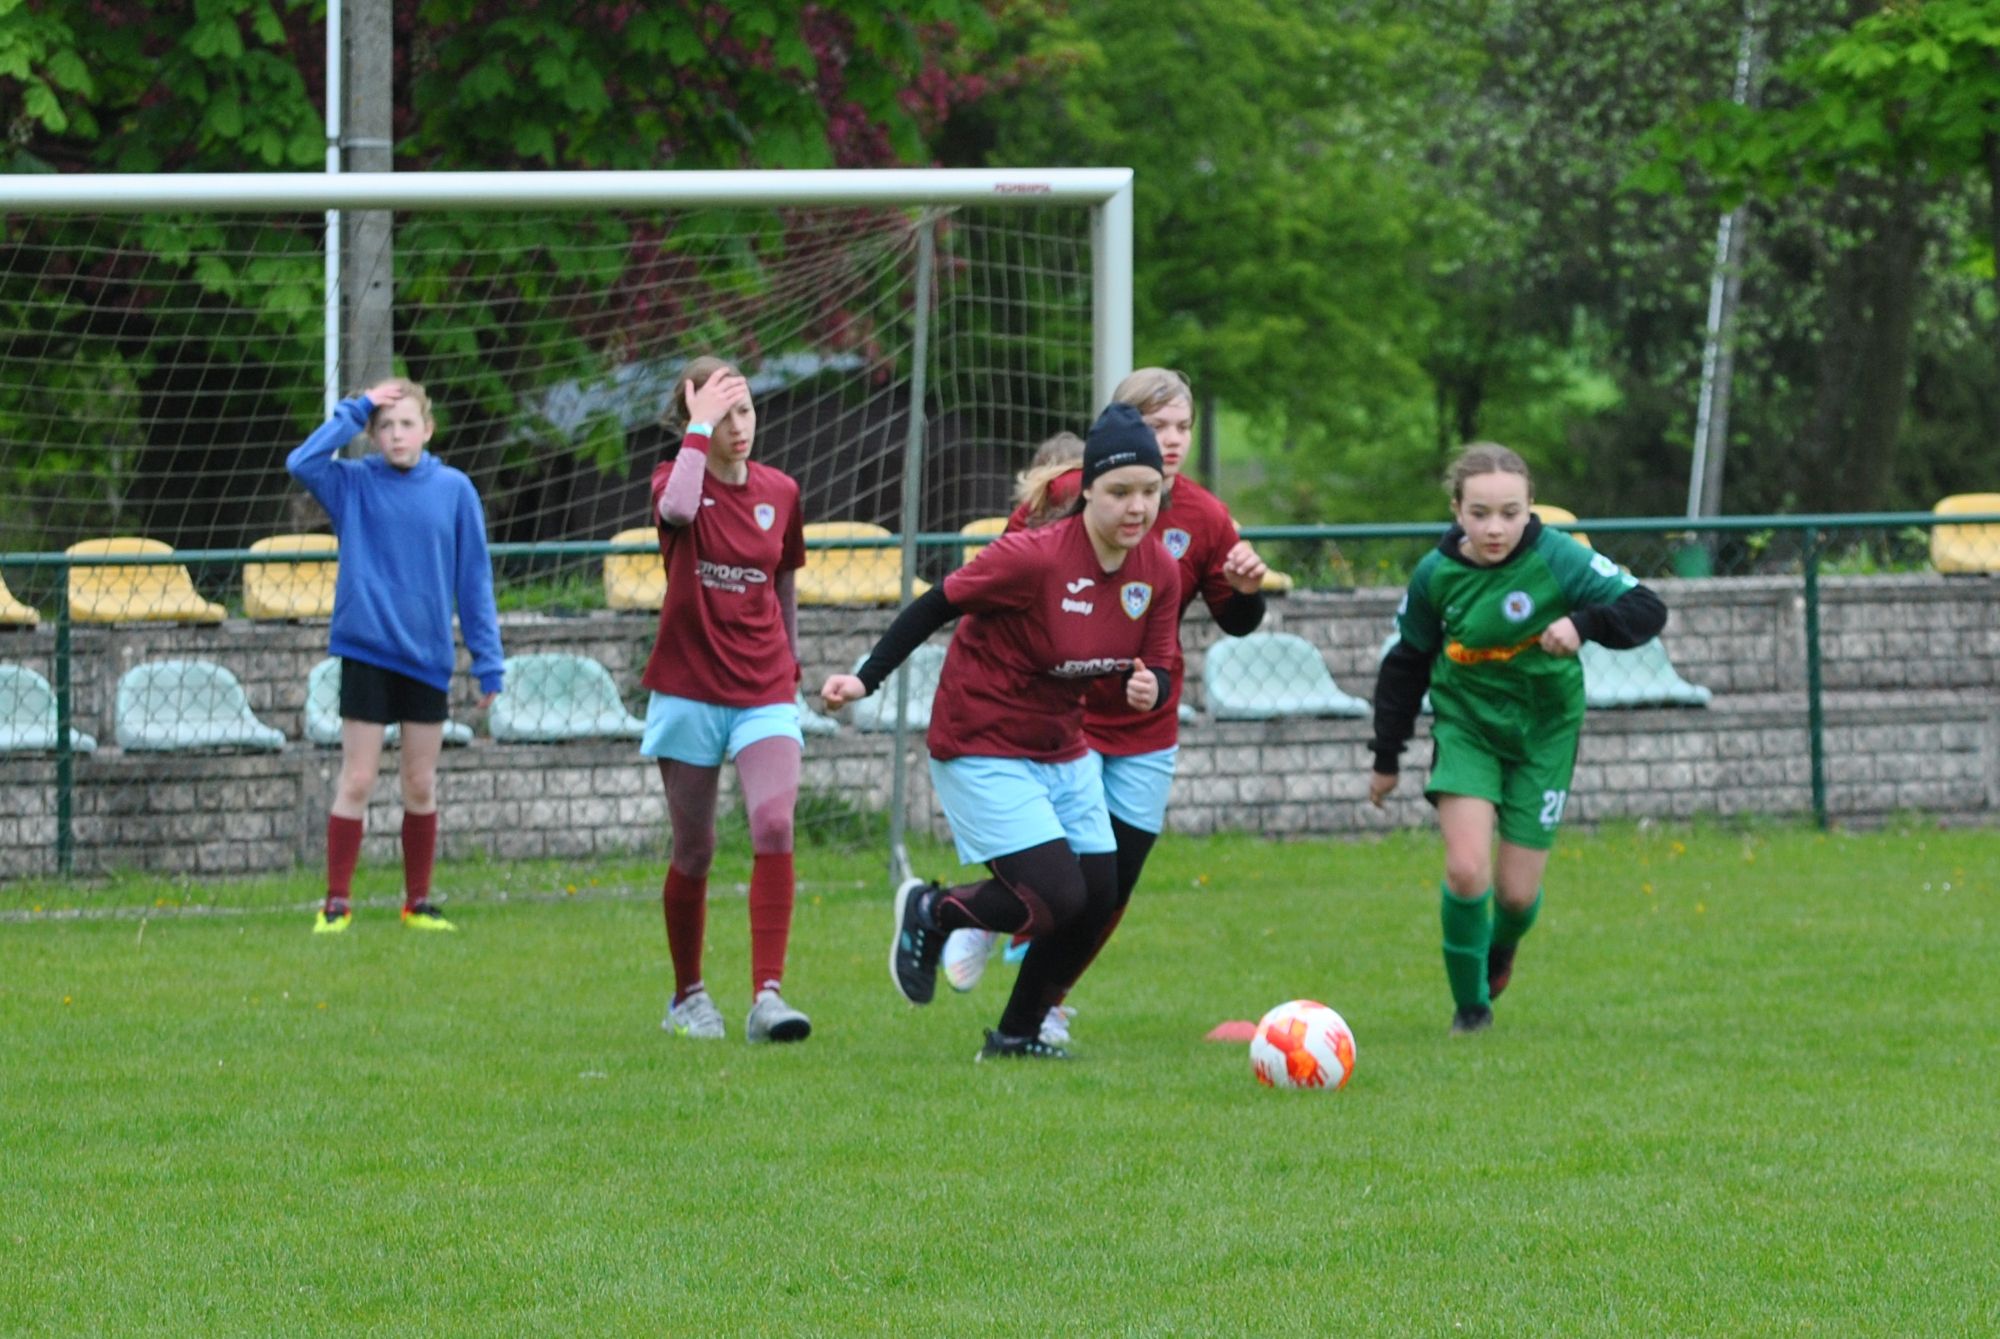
[685,421,714,438]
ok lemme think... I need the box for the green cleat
[312,908,352,935]
[401,902,457,933]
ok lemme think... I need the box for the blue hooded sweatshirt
[287,395,505,696]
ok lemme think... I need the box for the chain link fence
[4,511,1998,880]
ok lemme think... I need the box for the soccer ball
[1249,1000,1356,1091]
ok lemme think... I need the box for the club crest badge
[1121,582,1154,620]
[753,503,776,531]
[1502,590,1535,622]
[1163,527,1192,560]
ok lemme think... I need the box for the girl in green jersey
[1369,444,1666,1035]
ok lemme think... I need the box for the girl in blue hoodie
[288,379,504,934]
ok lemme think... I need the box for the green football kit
[1393,522,1640,849]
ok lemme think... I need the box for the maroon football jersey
[929,515,1181,763]
[640,456,806,708]
[1083,476,1248,755]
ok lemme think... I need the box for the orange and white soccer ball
[1250,1000,1356,1091]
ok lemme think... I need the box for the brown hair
[1446,441,1533,503]
[364,377,434,429]
[1013,431,1085,526]
[1111,367,1195,418]
[660,355,742,434]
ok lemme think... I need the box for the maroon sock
[326,814,363,912]
[401,810,438,910]
[662,866,708,1002]
[747,852,795,994]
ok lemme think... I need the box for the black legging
[930,839,1120,1039]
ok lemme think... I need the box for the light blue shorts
[928,754,1115,866]
[640,693,803,767]
[1085,746,1179,834]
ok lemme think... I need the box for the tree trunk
[1798,172,1928,512]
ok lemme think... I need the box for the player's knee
[745,798,794,855]
[1443,855,1490,898]
[334,768,375,810]
[400,774,437,812]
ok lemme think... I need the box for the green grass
[4,823,1996,1335]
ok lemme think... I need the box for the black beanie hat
[1081,402,1164,489]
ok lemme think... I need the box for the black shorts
[339,657,449,725]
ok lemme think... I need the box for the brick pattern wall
[4,573,1998,879]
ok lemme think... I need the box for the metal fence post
[54,561,74,876]
[1801,525,1827,828]
[886,214,935,886]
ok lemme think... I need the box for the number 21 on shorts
[1539,789,1569,830]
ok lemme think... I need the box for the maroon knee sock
[401,810,438,910]
[326,814,363,912]
[748,852,795,994]
[662,866,708,1002]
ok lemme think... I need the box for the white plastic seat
[848,644,947,732]
[1203,632,1368,720]
[797,688,840,737]
[114,660,284,751]
[488,653,645,742]
[1581,640,1712,708]
[0,664,96,753]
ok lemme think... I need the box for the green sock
[1493,889,1542,949]
[1440,883,1493,1009]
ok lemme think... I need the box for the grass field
[3,822,1996,1336]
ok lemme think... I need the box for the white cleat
[941,928,998,993]
[1039,1005,1076,1048]
[745,989,812,1043]
[664,988,725,1040]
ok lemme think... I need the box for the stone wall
[4,571,1998,879]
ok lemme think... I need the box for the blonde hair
[1446,442,1533,503]
[365,378,433,428]
[660,355,742,434]
[1013,431,1085,527]
[1111,367,1195,418]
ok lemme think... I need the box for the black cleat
[976,1028,1072,1061]
[890,877,945,1004]
[1487,942,1518,999]
[1450,1004,1494,1036]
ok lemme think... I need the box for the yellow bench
[604,527,667,611]
[66,537,224,624]
[0,570,38,626]
[1930,493,2000,574]
[797,521,930,606]
[959,516,1008,567]
[1532,504,1592,550]
[243,534,339,619]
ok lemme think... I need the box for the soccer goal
[1,169,1132,876]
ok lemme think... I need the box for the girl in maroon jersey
[943,371,1272,1050]
[821,403,1182,1060]
[640,357,812,1045]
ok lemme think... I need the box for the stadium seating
[1581,639,1713,708]
[304,658,474,747]
[1203,632,1369,720]
[797,522,930,606]
[847,644,946,732]
[488,653,645,742]
[1929,493,2000,574]
[114,660,284,751]
[67,537,225,624]
[0,571,39,627]
[603,527,666,611]
[959,516,1008,567]
[1531,504,1592,550]
[0,664,96,753]
[242,534,339,620]
[796,688,840,736]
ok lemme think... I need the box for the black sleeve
[1211,591,1266,638]
[856,585,961,694]
[1369,638,1435,775]
[1568,583,1667,650]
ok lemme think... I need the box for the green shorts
[1424,719,1579,850]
